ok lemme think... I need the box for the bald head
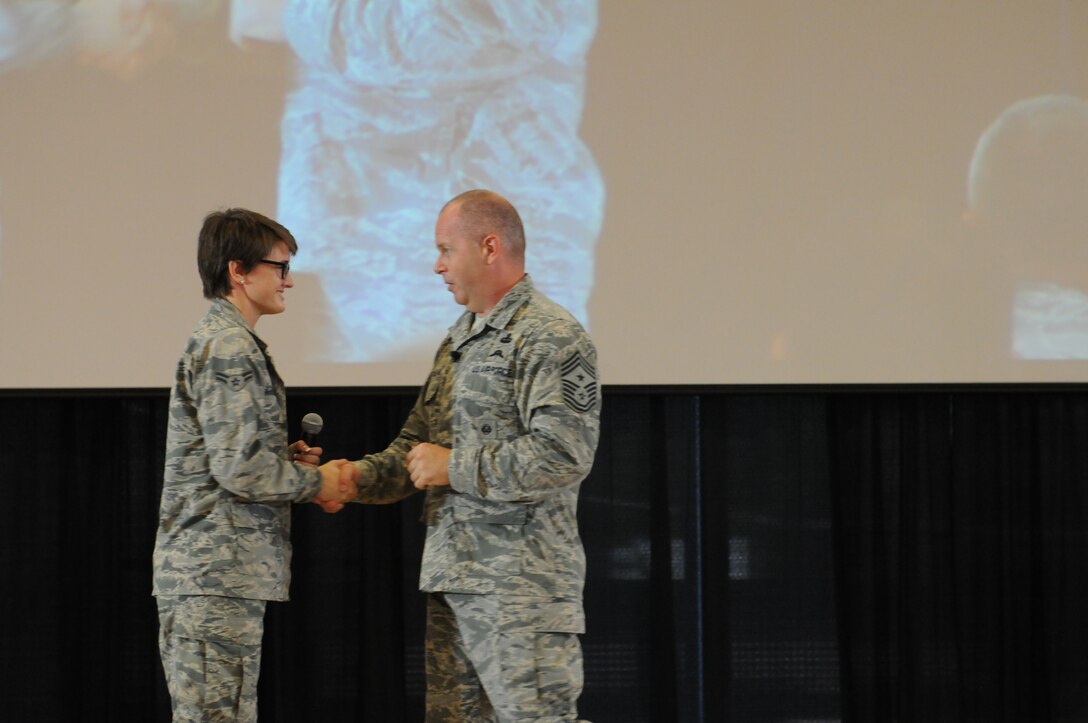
[434,189,528,315]
[440,189,526,263]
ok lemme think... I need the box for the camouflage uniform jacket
[354,275,601,609]
[153,299,323,601]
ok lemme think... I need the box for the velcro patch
[560,351,598,412]
[215,370,254,392]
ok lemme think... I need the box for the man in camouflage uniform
[351,190,601,721]
[153,208,357,722]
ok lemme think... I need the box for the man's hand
[289,440,323,467]
[406,443,451,490]
[313,459,358,513]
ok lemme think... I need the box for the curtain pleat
[0,389,1085,722]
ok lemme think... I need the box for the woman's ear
[228,259,247,286]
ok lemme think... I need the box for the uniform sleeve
[194,334,322,503]
[448,321,601,503]
[351,380,430,505]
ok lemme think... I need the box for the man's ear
[481,234,500,264]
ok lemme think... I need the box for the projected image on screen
[3,1,1088,388]
[249,0,604,362]
[966,95,1088,360]
[0,0,601,382]
[0,1,218,73]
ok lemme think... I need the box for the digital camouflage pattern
[352,274,601,607]
[157,595,265,722]
[353,274,598,720]
[154,299,323,719]
[153,298,323,602]
[427,593,585,722]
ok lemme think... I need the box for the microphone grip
[300,412,324,449]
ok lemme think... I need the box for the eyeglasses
[258,259,291,279]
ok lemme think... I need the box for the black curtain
[829,391,1088,722]
[0,388,1085,722]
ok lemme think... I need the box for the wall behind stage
[2,1,1088,389]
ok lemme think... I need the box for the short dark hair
[443,189,526,259]
[197,208,298,299]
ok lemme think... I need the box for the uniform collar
[450,274,534,344]
[210,297,268,352]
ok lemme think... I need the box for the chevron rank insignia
[215,370,254,392]
[560,351,598,412]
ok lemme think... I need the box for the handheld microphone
[301,412,324,447]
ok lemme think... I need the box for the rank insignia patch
[561,351,598,412]
[215,370,254,392]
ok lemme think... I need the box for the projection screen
[1,0,1087,388]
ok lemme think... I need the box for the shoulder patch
[560,351,598,412]
[215,370,254,392]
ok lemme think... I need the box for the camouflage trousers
[425,592,587,722]
[156,595,266,722]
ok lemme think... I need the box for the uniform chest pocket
[463,360,516,394]
[456,358,520,442]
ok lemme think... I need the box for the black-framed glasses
[258,259,291,279]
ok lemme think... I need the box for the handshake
[314,460,359,513]
[289,441,359,514]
